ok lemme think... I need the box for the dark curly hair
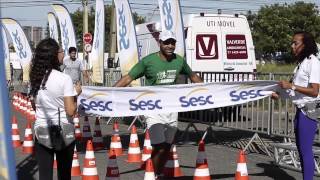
[29,38,61,97]
[294,31,319,63]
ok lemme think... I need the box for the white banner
[1,26,11,81]
[1,18,32,81]
[158,0,185,57]
[78,81,278,117]
[114,0,140,86]
[90,0,105,84]
[52,4,77,54]
[48,12,59,44]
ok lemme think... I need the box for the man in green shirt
[114,30,202,177]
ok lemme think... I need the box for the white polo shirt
[291,54,320,106]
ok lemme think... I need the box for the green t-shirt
[128,52,193,86]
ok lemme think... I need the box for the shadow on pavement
[16,155,37,180]
[120,167,143,175]
[255,162,296,180]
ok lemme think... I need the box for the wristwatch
[291,84,297,91]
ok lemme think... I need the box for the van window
[196,34,219,60]
[226,34,248,59]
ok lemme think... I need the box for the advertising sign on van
[196,34,218,60]
[226,35,248,59]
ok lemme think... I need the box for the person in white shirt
[62,47,89,84]
[29,38,81,180]
[273,31,320,180]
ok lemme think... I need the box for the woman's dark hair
[29,38,61,97]
[294,31,319,63]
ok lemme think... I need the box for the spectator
[273,31,320,180]
[29,38,81,180]
[62,46,89,84]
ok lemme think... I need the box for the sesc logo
[129,91,162,111]
[230,89,264,102]
[12,29,27,59]
[162,0,173,30]
[118,4,130,50]
[179,88,214,108]
[80,93,113,112]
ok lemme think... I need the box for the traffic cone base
[235,150,249,180]
[71,147,81,177]
[142,130,152,162]
[126,125,142,163]
[93,118,104,151]
[109,121,123,157]
[105,154,120,179]
[22,141,34,154]
[22,122,34,154]
[144,159,155,180]
[163,145,183,177]
[193,141,210,180]
[11,116,21,148]
[82,116,92,143]
[82,140,99,180]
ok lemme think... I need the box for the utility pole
[108,1,117,69]
[82,0,89,63]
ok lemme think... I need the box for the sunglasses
[162,39,176,45]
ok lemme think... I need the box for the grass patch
[257,63,296,73]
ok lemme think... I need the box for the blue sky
[1,0,320,28]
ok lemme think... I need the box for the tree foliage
[69,5,145,51]
[247,1,320,62]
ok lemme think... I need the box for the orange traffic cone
[22,97,28,117]
[82,116,92,143]
[82,140,99,180]
[73,115,82,141]
[193,140,210,180]
[11,116,22,148]
[105,150,120,180]
[93,117,104,151]
[109,121,123,156]
[71,146,81,177]
[17,94,22,112]
[144,158,156,180]
[126,125,142,163]
[22,121,34,154]
[141,129,152,169]
[235,150,249,180]
[26,100,32,120]
[53,153,57,169]
[16,94,21,112]
[163,145,183,177]
[12,92,18,110]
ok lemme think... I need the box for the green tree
[70,5,145,51]
[247,1,320,62]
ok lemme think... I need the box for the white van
[135,13,256,75]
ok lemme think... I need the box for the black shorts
[149,123,178,145]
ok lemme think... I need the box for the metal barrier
[179,72,320,144]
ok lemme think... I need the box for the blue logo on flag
[61,20,69,53]
[162,0,173,30]
[12,30,27,59]
[118,4,130,50]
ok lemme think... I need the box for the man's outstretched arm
[113,74,133,87]
[189,72,203,83]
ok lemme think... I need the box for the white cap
[159,30,176,41]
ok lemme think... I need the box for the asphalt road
[11,109,311,180]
